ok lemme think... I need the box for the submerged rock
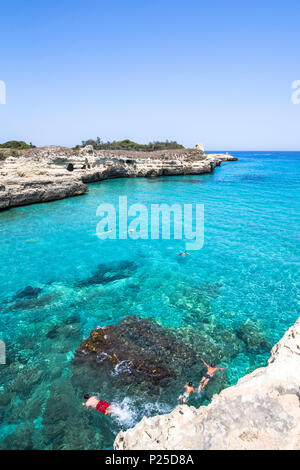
[236,319,273,352]
[14,285,42,300]
[9,293,56,311]
[46,322,81,340]
[75,316,197,386]
[76,260,137,287]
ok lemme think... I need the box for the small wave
[110,397,138,427]
[110,397,172,429]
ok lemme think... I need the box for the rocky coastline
[114,317,300,450]
[0,146,237,210]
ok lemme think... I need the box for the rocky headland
[114,317,300,450]
[0,145,237,210]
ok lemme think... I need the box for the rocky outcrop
[0,176,87,210]
[75,315,197,387]
[114,317,300,450]
[0,146,237,210]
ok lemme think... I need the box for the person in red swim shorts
[82,394,112,415]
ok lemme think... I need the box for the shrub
[79,137,184,152]
[0,140,35,149]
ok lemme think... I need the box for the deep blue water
[0,151,299,449]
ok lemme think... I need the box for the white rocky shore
[114,317,300,450]
[0,145,237,210]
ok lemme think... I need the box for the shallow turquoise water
[0,151,299,449]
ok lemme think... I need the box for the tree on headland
[76,138,184,152]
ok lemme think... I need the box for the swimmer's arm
[201,359,209,367]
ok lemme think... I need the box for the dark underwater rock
[46,313,81,339]
[65,313,80,324]
[46,322,81,340]
[46,325,59,339]
[14,285,42,300]
[9,293,55,311]
[236,319,273,352]
[75,315,197,386]
[76,260,137,287]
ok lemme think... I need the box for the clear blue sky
[0,0,299,150]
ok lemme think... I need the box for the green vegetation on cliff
[74,137,184,152]
[0,140,35,150]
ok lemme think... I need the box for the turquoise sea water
[0,151,299,449]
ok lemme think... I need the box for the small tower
[194,143,205,152]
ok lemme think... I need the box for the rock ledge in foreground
[114,318,300,450]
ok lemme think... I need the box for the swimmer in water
[177,251,190,257]
[178,382,195,404]
[96,228,114,237]
[82,394,113,415]
[197,360,227,392]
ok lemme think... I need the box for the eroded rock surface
[0,176,87,210]
[114,317,300,450]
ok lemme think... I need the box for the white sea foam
[110,360,133,376]
[110,397,137,427]
[110,397,172,429]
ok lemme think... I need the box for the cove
[0,151,299,450]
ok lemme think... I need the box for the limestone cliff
[0,146,237,210]
[114,317,300,450]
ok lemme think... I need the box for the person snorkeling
[177,250,190,257]
[82,394,114,415]
[197,359,227,392]
[178,382,195,403]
